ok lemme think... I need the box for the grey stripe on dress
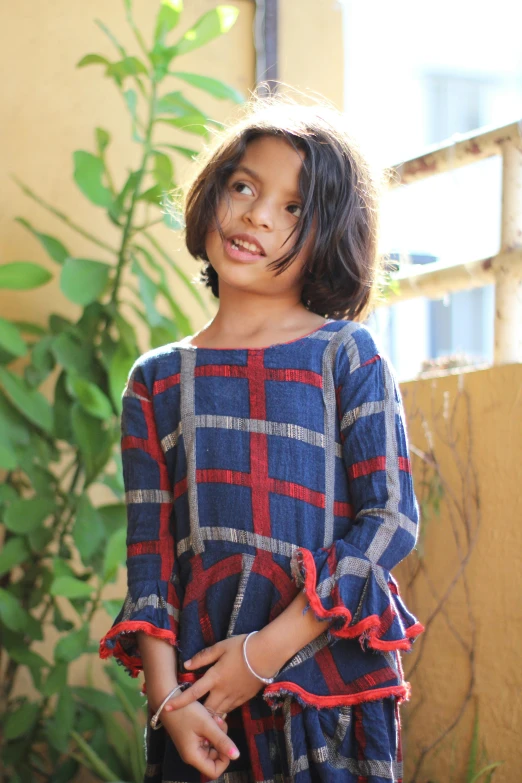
[180,349,204,554]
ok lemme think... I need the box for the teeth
[231,238,261,254]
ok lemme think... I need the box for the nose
[243,197,274,230]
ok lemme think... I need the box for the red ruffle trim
[99,620,177,678]
[264,681,411,709]
[295,548,424,652]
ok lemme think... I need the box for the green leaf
[41,662,68,696]
[108,170,141,222]
[73,495,105,561]
[54,624,90,663]
[108,343,135,413]
[66,373,113,420]
[46,688,74,753]
[4,701,40,740]
[8,646,49,688]
[102,599,124,618]
[0,588,32,632]
[0,537,31,576]
[156,114,209,137]
[72,686,120,712]
[172,70,243,102]
[51,332,93,376]
[71,403,114,485]
[469,763,503,783]
[0,261,52,290]
[131,257,162,326]
[170,5,239,57]
[4,497,55,534]
[70,729,121,782]
[77,53,110,69]
[98,503,126,535]
[123,88,143,143]
[155,90,205,118]
[154,0,183,44]
[95,127,111,155]
[50,576,95,599]
[60,257,111,305]
[152,150,174,189]
[106,56,148,82]
[156,142,198,160]
[0,367,53,432]
[73,151,112,208]
[15,217,69,265]
[32,334,56,373]
[0,317,27,357]
[0,441,18,470]
[103,527,127,583]
[137,183,163,204]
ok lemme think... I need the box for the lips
[224,233,266,263]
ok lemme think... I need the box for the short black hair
[183,95,384,320]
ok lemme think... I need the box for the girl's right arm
[138,633,240,776]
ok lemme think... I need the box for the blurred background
[1,2,521,782]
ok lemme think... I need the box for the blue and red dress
[100,319,423,783]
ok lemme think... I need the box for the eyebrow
[233,164,301,199]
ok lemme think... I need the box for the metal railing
[382,119,522,365]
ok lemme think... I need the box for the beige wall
[278,0,344,109]
[397,364,522,782]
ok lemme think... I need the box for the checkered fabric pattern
[100,319,423,781]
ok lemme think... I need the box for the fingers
[204,718,240,762]
[184,642,223,670]
[165,675,213,712]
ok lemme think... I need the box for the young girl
[100,97,423,783]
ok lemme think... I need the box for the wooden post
[496,138,522,364]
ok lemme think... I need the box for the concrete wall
[397,364,522,782]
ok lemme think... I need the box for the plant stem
[11,176,117,255]
[111,82,157,306]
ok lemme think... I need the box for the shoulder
[325,320,384,370]
[127,341,186,391]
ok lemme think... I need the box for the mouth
[224,233,266,263]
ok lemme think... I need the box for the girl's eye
[232,181,254,196]
[287,204,302,218]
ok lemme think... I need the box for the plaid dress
[100,319,423,782]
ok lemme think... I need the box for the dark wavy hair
[182,94,384,320]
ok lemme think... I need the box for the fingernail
[229,747,239,759]
[203,739,210,748]
[184,659,191,667]
[164,705,172,712]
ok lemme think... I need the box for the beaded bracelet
[242,631,280,685]
[150,684,185,730]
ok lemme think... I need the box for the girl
[100,96,423,783]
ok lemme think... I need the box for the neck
[194,281,322,347]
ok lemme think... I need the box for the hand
[164,635,267,717]
[161,700,239,778]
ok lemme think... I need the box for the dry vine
[400,376,481,781]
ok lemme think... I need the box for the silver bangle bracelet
[242,631,280,686]
[150,684,185,730]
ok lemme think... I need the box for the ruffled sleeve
[291,325,424,652]
[99,357,180,677]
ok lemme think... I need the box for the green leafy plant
[0,1,242,780]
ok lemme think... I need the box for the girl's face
[205,135,310,299]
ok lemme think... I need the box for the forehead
[237,135,304,186]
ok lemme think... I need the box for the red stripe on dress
[195,364,248,378]
[265,368,323,388]
[399,456,411,473]
[268,479,325,508]
[174,477,187,499]
[128,541,160,557]
[141,395,174,582]
[334,500,353,517]
[360,354,380,368]
[152,373,180,395]
[315,647,347,693]
[196,469,252,487]
[248,351,271,538]
[349,456,386,479]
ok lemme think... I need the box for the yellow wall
[397,364,522,782]
[278,0,344,109]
